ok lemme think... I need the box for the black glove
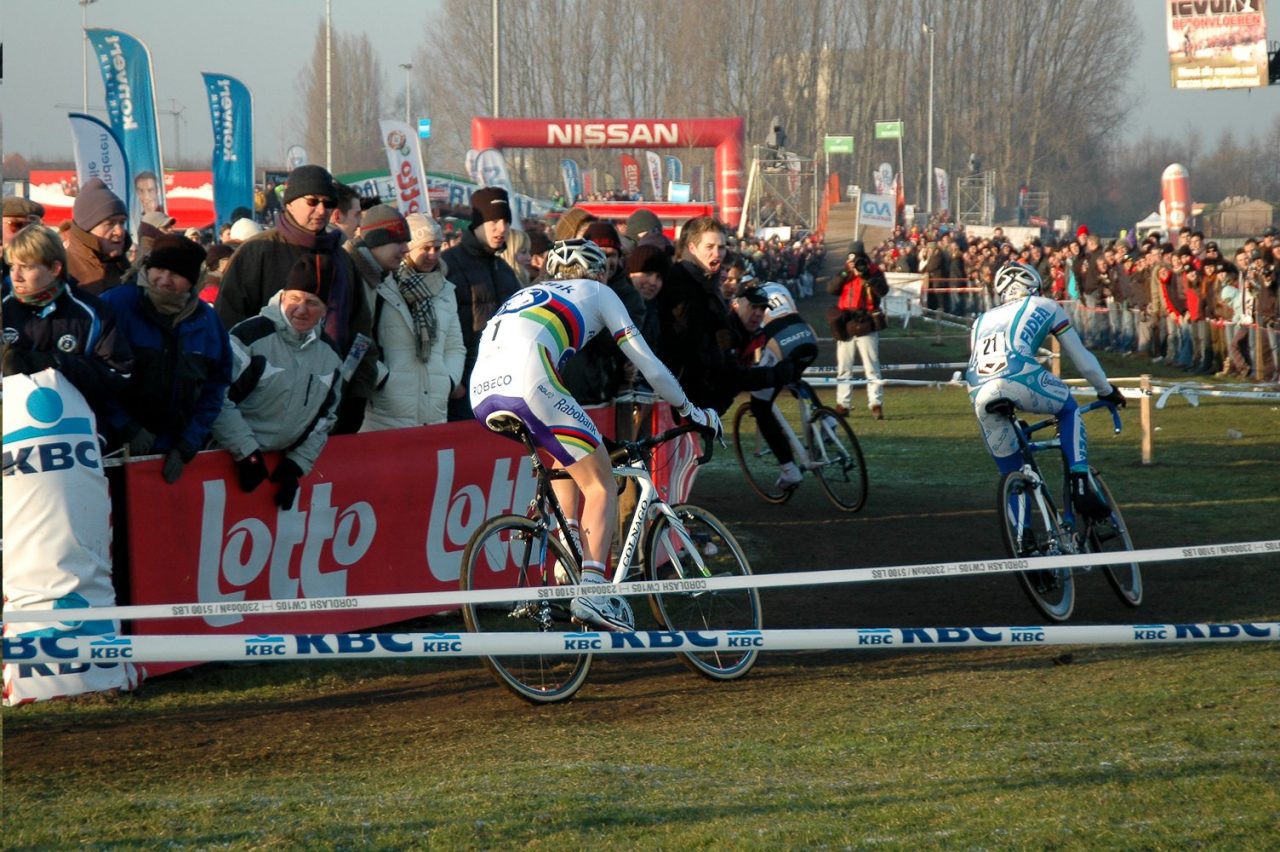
[2,347,56,376]
[1099,387,1127,409]
[771,359,797,388]
[127,427,158,456]
[161,448,186,484]
[270,458,304,509]
[236,451,270,493]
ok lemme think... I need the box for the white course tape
[1155,383,1280,408]
[5,623,1277,665]
[3,539,1276,624]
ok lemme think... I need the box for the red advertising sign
[124,406,697,678]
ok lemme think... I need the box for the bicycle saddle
[985,398,1017,417]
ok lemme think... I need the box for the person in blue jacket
[101,235,232,483]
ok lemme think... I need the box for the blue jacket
[100,283,232,458]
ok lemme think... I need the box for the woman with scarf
[101,235,232,484]
[359,213,464,430]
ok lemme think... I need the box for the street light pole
[81,0,98,113]
[923,21,935,219]
[400,63,412,125]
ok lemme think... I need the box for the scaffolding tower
[955,170,996,227]
[741,145,818,237]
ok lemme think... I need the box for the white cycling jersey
[965,294,1113,465]
[470,278,689,465]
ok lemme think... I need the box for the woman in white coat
[360,214,465,430]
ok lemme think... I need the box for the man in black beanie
[214,163,375,433]
[439,186,519,420]
[101,234,232,484]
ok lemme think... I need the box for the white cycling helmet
[546,238,608,279]
[760,282,797,323]
[993,261,1042,303]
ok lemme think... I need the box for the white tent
[1135,211,1164,236]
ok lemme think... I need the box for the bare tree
[295,23,389,175]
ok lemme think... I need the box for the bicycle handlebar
[609,421,716,468]
[1019,399,1123,439]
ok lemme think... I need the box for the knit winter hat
[145,234,206,285]
[405,212,444,248]
[625,244,671,277]
[624,208,662,240]
[229,218,264,243]
[284,253,336,304]
[72,178,127,231]
[582,221,622,253]
[282,164,338,204]
[469,186,512,229]
[528,230,552,255]
[360,204,410,248]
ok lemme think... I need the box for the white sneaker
[570,574,634,631]
[775,462,803,491]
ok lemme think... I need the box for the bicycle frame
[1011,399,1122,532]
[512,425,708,586]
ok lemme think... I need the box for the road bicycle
[460,420,762,704]
[989,397,1142,622]
[732,379,868,511]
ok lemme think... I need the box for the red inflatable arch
[471,117,746,229]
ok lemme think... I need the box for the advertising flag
[664,155,683,184]
[934,167,950,213]
[560,159,581,203]
[474,148,515,202]
[67,113,131,211]
[464,148,481,184]
[201,73,254,230]
[86,29,165,221]
[1166,0,1269,90]
[378,119,430,216]
[874,162,894,195]
[619,153,642,196]
[644,151,663,199]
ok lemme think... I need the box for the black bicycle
[988,398,1142,622]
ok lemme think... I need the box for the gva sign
[859,193,895,228]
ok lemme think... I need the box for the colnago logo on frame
[547,122,680,147]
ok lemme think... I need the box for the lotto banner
[86,28,165,221]
[378,119,430,216]
[123,405,695,678]
[202,72,255,229]
[67,112,131,211]
[2,371,138,704]
[1167,0,1268,90]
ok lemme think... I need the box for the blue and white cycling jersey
[965,295,1112,469]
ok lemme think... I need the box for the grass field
[4,324,1279,849]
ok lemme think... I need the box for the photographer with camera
[827,243,889,419]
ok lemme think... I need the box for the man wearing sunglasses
[214,164,375,432]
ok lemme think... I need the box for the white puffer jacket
[360,259,465,430]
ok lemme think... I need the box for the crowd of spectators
[866,221,1280,381]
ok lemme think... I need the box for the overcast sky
[3,0,1278,173]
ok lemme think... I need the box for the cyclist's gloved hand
[1099,386,1127,409]
[679,400,723,439]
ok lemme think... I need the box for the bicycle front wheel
[997,472,1076,622]
[732,402,792,504]
[1087,470,1143,607]
[810,407,868,512]
[645,504,762,680]
[460,514,591,704]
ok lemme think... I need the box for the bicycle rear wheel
[732,402,792,504]
[997,472,1076,622]
[1086,470,1143,607]
[810,407,868,512]
[645,504,761,680]
[460,514,591,704]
